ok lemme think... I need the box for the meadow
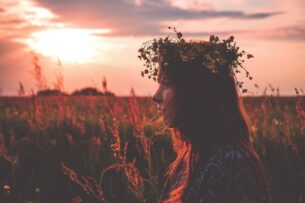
[0,92,304,203]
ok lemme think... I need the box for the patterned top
[159,142,269,203]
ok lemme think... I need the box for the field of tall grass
[0,91,304,202]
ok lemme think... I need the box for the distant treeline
[36,87,115,97]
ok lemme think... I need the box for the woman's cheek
[164,88,178,127]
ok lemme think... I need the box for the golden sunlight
[25,28,111,63]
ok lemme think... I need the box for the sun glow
[26,28,111,63]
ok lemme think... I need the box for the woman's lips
[158,110,165,117]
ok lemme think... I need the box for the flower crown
[138,27,254,94]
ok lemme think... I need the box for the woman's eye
[162,80,171,87]
[162,83,170,89]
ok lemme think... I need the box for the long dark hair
[160,58,272,203]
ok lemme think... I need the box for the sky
[0,0,304,96]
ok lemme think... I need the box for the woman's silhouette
[139,29,272,203]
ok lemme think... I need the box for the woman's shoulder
[183,142,268,202]
[202,142,261,189]
[200,142,250,173]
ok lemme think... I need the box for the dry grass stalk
[61,162,107,202]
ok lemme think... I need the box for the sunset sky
[0,0,304,96]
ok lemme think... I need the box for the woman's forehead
[158,62,178,84]
[157,73,167,83]
[157,67,170,82]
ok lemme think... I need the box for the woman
[138,29,272,203]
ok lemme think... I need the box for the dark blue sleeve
[183,145,268,203]
[221,153,268,203]
[184,161,226,202]
[197,151,268,203]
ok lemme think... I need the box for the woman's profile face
[152,79,178,128]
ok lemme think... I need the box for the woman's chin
[164,118,176,128]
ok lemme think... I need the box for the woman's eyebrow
[158,74,167,83]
